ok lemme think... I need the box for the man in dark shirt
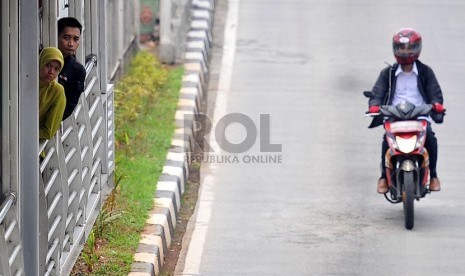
[57,17,86,120]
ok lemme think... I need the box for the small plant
[94,208,122,238]
[105,173,126,212]
[82,231,99,271]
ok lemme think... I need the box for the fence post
[159,0,175,63]
[19,1,40,275]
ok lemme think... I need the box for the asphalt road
[178,1,465,275]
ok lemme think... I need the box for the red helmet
[392,28,422,65]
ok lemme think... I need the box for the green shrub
[72,50,183,275]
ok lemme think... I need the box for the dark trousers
[381,124,438,178]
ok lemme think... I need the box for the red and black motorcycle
[364,92,443,229]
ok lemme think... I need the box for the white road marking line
[182,0,240,274]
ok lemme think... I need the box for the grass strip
[71,50,183,275]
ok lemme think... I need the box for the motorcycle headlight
[396,135,417,153]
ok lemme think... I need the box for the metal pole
[1,0,9,194]
[159,0,175,63]
[19,0,40,275]
[49,0,58,46]
[98,0,108,89]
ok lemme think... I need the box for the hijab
[39,47,64,71]
[39,47,64,88]
[38,47,66,139]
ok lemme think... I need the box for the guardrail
[41,54,112,276]
[0,192,24,275]
[0,52,115,276]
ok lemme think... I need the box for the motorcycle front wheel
[403,171,415,230]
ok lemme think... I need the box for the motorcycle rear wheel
[403,171,415,230]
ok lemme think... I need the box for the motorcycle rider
[367,28,445,194]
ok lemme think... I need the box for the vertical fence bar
[98,0,108,94]
[1,0,9,194]
[19,1,40,275]
[8,0,20,201]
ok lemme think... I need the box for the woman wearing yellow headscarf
[39,47,66,140]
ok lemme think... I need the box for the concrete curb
[128,0,214,275]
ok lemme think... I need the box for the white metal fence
[0,55,115,276]
[0,193,23,275]
[39,56,114,275]
[107,0,139,81]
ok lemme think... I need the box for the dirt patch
[160,164,200,275]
